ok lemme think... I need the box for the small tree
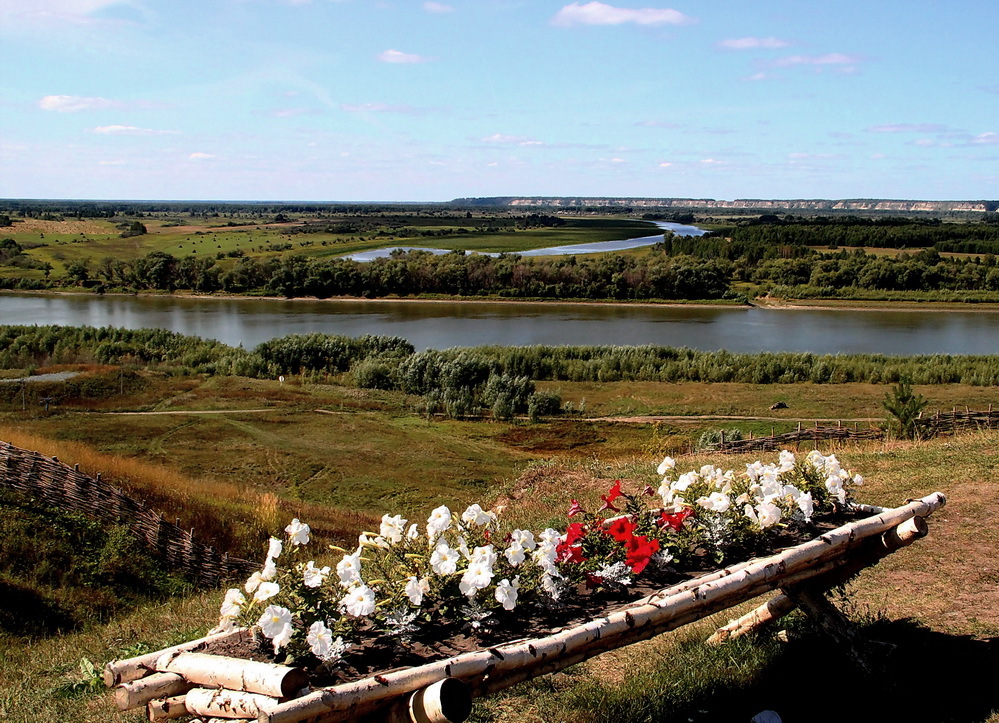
[882,377,929,440]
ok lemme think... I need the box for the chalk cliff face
[457,197,996,213]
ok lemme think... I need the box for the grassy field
[2,215,659,278]
[1,372,997,721]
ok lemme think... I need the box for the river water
[3,292,999,355]
[344,221,706,261]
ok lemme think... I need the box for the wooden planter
[104,492,944,723]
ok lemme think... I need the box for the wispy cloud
[772,53,860,68]
[636,120,680,129]
[2,0,130,26]
[39,94,118,112]
[552,2,694,27]
[422,2,454,13]
[867,123,950,133]
[971,132,998,146]
[718,36,789,50]
[341,102,421,114]
[188,152,218,160]
[378,49,430,64]
[91,124,177,135]
[481,133,544,146]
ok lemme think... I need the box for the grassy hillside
[1,429,997,722]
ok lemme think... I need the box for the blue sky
[1,0,997,202]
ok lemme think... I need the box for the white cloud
[378,49,429,64]
[341,102,418,114]
[188,152,218,160]
[481,133,543,146]
[91,124,176,135]
[552,2,693,27]
[636,120,680,128]
[867,123,949,133]
[658,161,673,167]
[971,132,999,145]
[1,0,127,24]
[773,53,860,67]
[422,2,453,13]
[718,36,789,50]
[699,158,723,164]
[39,94,117,112]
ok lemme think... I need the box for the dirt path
[585,414,882,424]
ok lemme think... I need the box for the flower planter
[104,492,944,723]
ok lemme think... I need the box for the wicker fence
[0,439,255,586]
[708,406,999,454]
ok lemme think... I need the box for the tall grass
[0,424,372,558]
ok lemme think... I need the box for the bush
[528,390,563,422]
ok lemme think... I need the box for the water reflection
[3,293,999,355]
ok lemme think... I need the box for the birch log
[156,652,309,698]
[184,687,280,719]
[104,628,251,687]
[260,492,944,723]
[114,672,193,711]
[147,694,189,721]
[705,593,796,646]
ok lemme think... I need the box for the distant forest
[3,200,999,301]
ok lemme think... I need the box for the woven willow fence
[707,406,999,454]
[0,440,254,586]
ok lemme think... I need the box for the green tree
[882,377,929,439]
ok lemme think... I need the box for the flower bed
[104,450,946,722]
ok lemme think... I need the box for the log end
[410,678,472,723]
[280,668,311,698]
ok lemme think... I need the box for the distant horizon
[2,195,997,206]
[2,1,996,203]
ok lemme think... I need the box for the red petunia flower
[658,507,694,532]
[599,480,623,512]
[624,536,660,575]
[556,542,585,564]
[567,499,585,518]
[604,517,637,543]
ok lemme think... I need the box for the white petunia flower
[336,550,362,587]
[427,505,452,540]
[341,584,376,617]
[303,560,331,588]
[260,557,278,582]
[657,456,676,475]
[510,529,536,550]
[267,537,283,560]
[755,501,782,528]
[307,620,333,659]
[406,523,420,539]
[219,588,245,620]
[285,519,310,546]
[797,491,815,520]
[253,581,280,603]
[379,514,407,544]
[504,542,526,566]
[461,503,492,527]
[258,605,293,653]
[405,576,430,606]
[495,577,520,611]
[244,571,263,594]
[430,541,460,575]
[459,560,494,597]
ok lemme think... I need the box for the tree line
[4,327,999,396]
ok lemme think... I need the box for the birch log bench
[103,492,944,723]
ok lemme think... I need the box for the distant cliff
[452,197,998,213]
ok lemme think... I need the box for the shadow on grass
[724,618,998,723]
[476,616,998,723]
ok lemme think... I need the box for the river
[343,221,706,261]
[3,292,999,355]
